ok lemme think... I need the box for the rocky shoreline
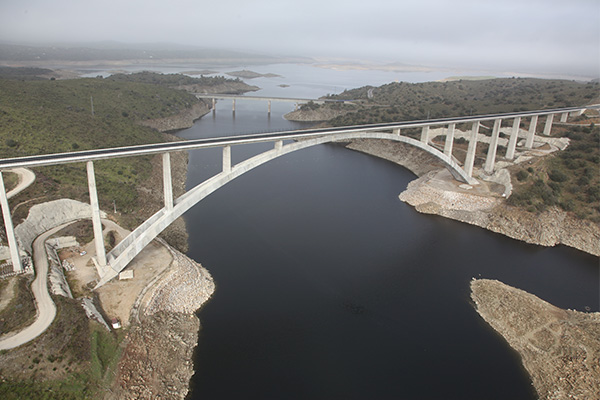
[344,138,600,256]
[107,242,215,400]
[471,279,600,399]
[284,107,348,122]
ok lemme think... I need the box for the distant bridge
[0,105,597,287]
[193,93,354,113]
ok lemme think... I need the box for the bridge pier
[525,115,538,149]
[505,117,521,160]
[86,161,107,268]
[232,99,236,112]
[443,123,455,157]
[393,127,401,136]
[212,98,216,110]
[420,126,430,144]
[0,172,22,272]
[464,121,480,177]
[484,119,502,174]
[274,140,283,152]
[560,112,568,123]
[543,114,554,136]
[268,100,271,115]
[223,146,231,173]
[163,153,173,210]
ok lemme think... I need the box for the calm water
[175,69,599,399]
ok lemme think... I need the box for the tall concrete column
[162,153,173,210]
[484,119,502,174]
[560,112,568,123]
[232,99,236,112]
[443,123,455,157]
[393,127,401,136]
[222,145,231,173]
[268,100,272,115]
[525,115,538,149]
[420,125,430,144]
[543,113,554,136]
[505,117,521,160]
[86,161,106,268]
[212,98,216,110]
[0,172,22,272]
[274,140,283,152]
[464,121,480,177]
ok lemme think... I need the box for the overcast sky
[1,0,599,78]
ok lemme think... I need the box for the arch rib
[96,131,475,287]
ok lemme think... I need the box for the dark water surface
[179,92,599,399]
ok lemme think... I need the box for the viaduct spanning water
[177,95,598,399]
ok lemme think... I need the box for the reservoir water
[175,66,599,399]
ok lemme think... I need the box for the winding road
[6,167,35,199]
[0,223,69,350]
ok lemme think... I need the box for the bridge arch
[97,131,472,286]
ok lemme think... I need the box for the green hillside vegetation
[316,78,600,222]
[324,78,599,125]
[0,73,212,222]
[508,122,600,222]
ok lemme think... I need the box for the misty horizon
[1,0,599,80]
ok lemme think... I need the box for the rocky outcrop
[107,311,200,400]
[471,279,600,400]
[284,107,348,122]
[399,172,600,256]
[345,138,446,177]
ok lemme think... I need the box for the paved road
[6,167,35,199]
[0,223,69,350]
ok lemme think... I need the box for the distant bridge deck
[193,93,353,104]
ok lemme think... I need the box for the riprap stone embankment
[107,243,215,400]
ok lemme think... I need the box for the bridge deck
[0,104,596,170]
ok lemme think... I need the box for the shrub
[516,169,529,181]
[548,169,568,182]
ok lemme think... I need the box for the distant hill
[0,42,302,65]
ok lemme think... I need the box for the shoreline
[344,138,600,257]
[471,279,600,399]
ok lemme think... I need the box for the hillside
[309,78,600,225]
[0,71,249,232]
[317,78,599,125]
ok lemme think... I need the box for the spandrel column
[464,121,480,177]
[86,161,106,267]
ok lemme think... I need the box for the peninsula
[471,279,600,399]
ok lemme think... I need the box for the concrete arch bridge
[0,105,596,287]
